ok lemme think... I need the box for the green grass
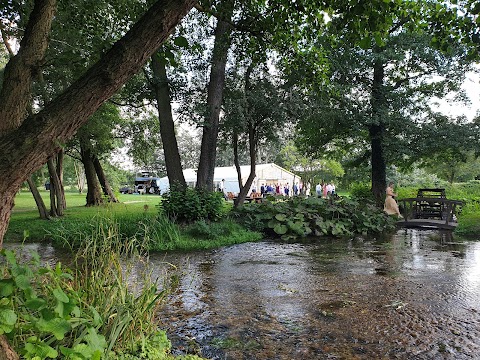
[6,190,261,250]
[7,191,161,242]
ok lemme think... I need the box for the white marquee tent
[158,163,300,195]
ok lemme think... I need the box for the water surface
[5,229,480,359]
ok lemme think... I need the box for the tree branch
[0,23,15,57]
[0,0,56,134]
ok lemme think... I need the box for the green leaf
[14,274,31,290]
[24,341,58,359]
[84,327,107,351]
[4,249,17,266]
[173,35,189,48]
[274,223,288,235]
[25,297,47,310]
[53,287,70,303]
[275,213,287,222]
[36,318,72,340]
[358,36,371,49]
[0,279,14,297]
[0,308,17,326]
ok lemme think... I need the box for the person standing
[384,182,403,218]
[219,179,227,200]
[293,182,298,196]
[316,183,322,197]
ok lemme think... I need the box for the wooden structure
[397,188,463,230]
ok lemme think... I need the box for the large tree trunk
[370,59,387,207]
[47,157,64,216]
[151,52,186,189]
[369,123,387,207]
[234,64,257,207]
[0,334,19,360]
[74,160,86,193]
[0,0,196,247]
[196,2,234,191]
[93,156,118,203]
[233,131,242,190]
[80,145,104,206]
[27,176,49,219]
[56,150,66,210]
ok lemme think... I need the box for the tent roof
[160,163,299,182]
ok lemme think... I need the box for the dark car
[119,185,132,194]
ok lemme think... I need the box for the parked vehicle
[119,185,132,194]
[136,184,146,194]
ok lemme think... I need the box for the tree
[150,50,187,188]
[221,63,289,205]
[0,0,196,246]
[277,141,344,192]
[195,0,235,191]
[295,13,474,205]
[418,114,480,183]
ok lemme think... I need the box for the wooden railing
[397,197,463,226]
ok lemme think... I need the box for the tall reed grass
[47,214,177,355]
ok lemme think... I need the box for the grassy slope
[7,191,161,242]
[6,191,261,249]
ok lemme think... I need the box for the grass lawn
[6,191,163,243]
[6,190,261,250]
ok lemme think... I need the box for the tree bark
[196,2,234,191]
[27,176,49,219]
[74,160,86,193]
[47,158,65,216]
[93,156,118,203]
[233,131,243,191]
[151,52,186,189]
[0,335,19,360]
[0,0,56,134]
[234,64,256,207]
[56,150,66,210]
[370,59,387,207]
[80,144,104,206]
[369,123,387,207]
[0,0,196,246]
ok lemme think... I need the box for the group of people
[315,182,336,198]
[259,182,301,197]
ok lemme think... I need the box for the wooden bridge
[396,188,463,230]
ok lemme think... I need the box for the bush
[349,182,375,201]
[159,187,224,223]
[232,196,396,240]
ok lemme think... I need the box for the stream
[5,228,480,359]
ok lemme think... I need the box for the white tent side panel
[157,163,300,195]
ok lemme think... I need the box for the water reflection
[4,229,480,359]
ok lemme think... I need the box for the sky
[434,70,480,121]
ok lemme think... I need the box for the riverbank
[5,192,262,250]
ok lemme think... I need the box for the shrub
[349,182,375,201]
[159,187,224,223]
[232,196,396,240]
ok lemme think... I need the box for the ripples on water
[4,229,480,359]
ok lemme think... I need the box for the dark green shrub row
[232,196,396,240]
[349,182,375,201]
[159,187,225,223]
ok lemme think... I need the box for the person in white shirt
[315,183,322,197]
[326,183,333,196]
